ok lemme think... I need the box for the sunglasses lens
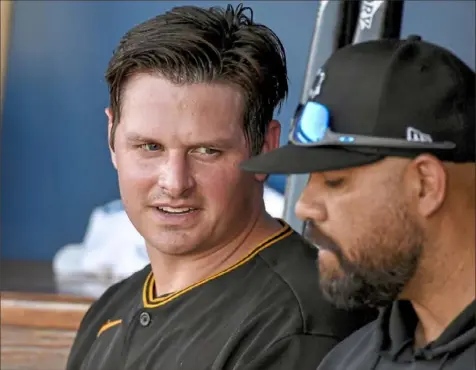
[291,102,329,144]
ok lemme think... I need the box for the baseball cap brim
[240,144,385,174]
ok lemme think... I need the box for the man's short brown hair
[105,4,288,155]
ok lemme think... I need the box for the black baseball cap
[241,35,475,174]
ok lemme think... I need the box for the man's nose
[295,184,328,223]
[158,154,195,198]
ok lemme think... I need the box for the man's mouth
[156,206,197,215]
[303,221,339,253]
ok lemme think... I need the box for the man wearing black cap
[241,35,475,369]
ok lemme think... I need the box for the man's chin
[318,269,403,310]
[317,249,341,270]
[145,231,196,255]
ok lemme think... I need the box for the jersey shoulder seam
[256,251,308,333]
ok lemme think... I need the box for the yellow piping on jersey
[142,222,293,308]
[97,319,123,337]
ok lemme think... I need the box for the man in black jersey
[241,35,475,370]
[66,4,376,370]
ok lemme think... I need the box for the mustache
[303,220,342,256]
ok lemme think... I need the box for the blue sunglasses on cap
[289,101,456,150]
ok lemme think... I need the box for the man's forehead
[120,109,245,147]
[120,76,244,130]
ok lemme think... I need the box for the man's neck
[409,242,475,348]
[147,211,283,297]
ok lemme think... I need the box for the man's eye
[140,143,160,152]
[324,178,344,188]
[195,147,220,156]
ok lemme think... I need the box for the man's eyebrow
[322,167,352,177]
[124,133,157,143]
[192,137,235,148]
[124,132,236,148]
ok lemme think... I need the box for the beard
[303,206,424,310]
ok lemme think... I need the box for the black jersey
[67,223,377,370]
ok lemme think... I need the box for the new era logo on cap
[406,127,433,143]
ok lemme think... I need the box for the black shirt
[67,223,376,370]
[317,300,475,370]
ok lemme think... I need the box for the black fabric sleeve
[237,334,340,370]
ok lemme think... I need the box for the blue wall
[0,1,319,260]
[1,1,474,260]
[400,0,474,67]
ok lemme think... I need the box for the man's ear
[105,107,117,170]
[407,154,447,218]
[254,120,281,182]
